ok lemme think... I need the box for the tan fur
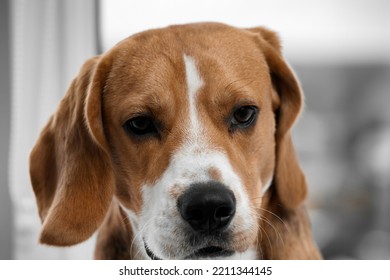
[29,22,321,259]
[30,57,115,246]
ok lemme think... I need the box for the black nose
[177,181,236,234]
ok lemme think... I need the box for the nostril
[215,206,235,220]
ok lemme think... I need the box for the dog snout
[177,181,236,234]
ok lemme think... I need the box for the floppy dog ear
[29,56,114,246]
[249,27,307,209]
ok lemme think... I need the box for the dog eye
[231,106,258,129]
[123,116,158,137]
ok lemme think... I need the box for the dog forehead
[108,23,266,76]
[105,24,270,108]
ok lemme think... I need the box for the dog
[29,22,322,260]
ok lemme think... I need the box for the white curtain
[10,0,98,259]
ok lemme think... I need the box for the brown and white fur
[29,22,322,260]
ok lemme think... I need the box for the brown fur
[29,22,321,259]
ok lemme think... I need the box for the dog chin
[144,239,255,260]
[184,246,235,260]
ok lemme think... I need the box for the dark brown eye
[231,106,258,130]
[123,116,158,137]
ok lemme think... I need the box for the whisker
[129,217,154,259]
[260,215,284,249]
[255,224,262,259]
[256,207,290,233]
[259,225,273,259]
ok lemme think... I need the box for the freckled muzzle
[177,181,236,235]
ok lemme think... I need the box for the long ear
[29,56,114,246]
[249,27,307,209]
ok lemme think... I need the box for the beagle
[29,22,322,260]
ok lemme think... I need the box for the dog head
[30,23,307,259]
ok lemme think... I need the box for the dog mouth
[144,241,233,260]
[144,242,162,260]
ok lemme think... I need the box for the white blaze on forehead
[183,55,204,136]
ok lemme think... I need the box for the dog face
[103,27,278,259]
[30,23,307,259]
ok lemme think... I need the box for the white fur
[130,55,256,259]
[225,248,257,260]
[196,248,257,260]
[183,55,203,135]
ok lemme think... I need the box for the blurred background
[0,0,389,259]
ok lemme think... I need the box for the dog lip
[143,239,233,260]
[144,241,162,260]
